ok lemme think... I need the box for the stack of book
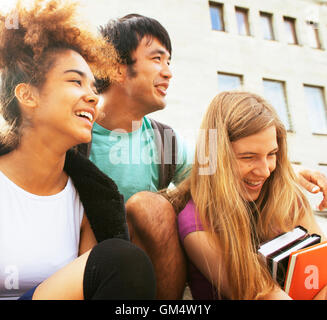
[258,226,327,299]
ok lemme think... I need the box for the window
[318,163,327,176]
[209,2,224,31]
[284,17,298,44]
[303,85,327,134]
[306,21,321,49]
[263,79,291,131]
[260,12,274,40]
[235,7,250,36]
[318,164,327,189]
[217,73,242,92]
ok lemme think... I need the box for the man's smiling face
[123,36,172,114]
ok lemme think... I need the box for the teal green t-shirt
[89,117,192,202]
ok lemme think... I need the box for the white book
[272,235,321,282]
[258,226,307,264]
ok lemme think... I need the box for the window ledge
[312,132,327,136]
[211,29,226,33]
[308,46,324,51]
[287,43,302,47]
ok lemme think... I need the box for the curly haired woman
[0,0,155,300]
[174,91,327,300]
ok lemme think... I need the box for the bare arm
[183,231,292,299]
[296,208,326,241]
[183,231,231,298]
[183,230,294,300]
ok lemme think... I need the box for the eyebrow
[149,49,171,60]
[64,69,96,86]
[237,147,279,156]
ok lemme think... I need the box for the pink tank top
[178,199,219,300]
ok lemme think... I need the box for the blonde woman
[175,91,326,300]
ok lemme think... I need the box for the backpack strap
[149,118,177,190]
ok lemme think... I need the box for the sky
[0,0,15,12]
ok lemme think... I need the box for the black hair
[97,14,172,93]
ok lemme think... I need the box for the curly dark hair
[0,0,119,154]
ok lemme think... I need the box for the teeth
[157,85,167,92]
[244,179,262,186]
[75,111,93,122]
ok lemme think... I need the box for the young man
[90,14,192,202]
[88,14,327,300]
[89,14,191,299]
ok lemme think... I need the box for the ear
[116,64,127,83]
[14,83,38,109]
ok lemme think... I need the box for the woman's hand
[313,284,327,300]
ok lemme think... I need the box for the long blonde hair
[173,91,313,299]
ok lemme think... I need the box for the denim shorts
[18,286,38,300]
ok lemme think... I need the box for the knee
[126,191,176,229]
[91,238,154,273]
[84,239,156,299]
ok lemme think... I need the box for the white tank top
[0,170,84,299]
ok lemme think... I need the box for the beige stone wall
[81,0,327,211]
[81,0,327,164]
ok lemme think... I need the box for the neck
[97,87,145,132]
[0,130,69,195]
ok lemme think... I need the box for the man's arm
[293,165,327,210]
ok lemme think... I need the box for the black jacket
[64,149,129,243]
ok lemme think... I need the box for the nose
[252,159,271,179]
[84,90,99,106]
[161,63,172,80]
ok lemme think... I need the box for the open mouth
[75,111,94,122]
[155,83,169,96]
[243,179,264,189]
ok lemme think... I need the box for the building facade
[83,0,327,210]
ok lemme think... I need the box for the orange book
[284,241,327,300]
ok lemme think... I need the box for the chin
[153,99,167,110]
[150,104,166,113]
[244,191,261,202]
[75,131,92,145]
[159,100,167,108]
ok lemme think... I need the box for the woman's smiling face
[232,125,278,201]
[33,49,99,146]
